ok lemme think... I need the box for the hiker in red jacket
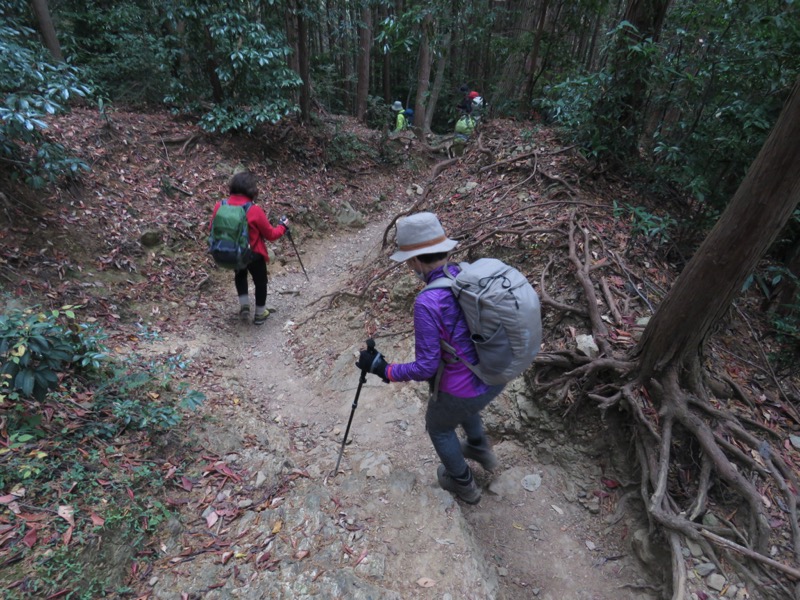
[210,172,289,325]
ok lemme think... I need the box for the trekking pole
[331,339,373,477]
[282,220,310,282]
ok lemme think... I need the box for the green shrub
[0,305,106,403]
[0,3,91,188]
[613,201,677,247]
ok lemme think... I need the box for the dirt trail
[148,205,661,599]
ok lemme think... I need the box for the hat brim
[389,238,458,262]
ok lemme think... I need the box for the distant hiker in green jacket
[392,101,408,132]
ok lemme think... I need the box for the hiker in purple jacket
[356,212,504,504]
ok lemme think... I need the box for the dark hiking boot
[253,310,270,325]
[461,439,499,472]
[239,305,250,322]
[436,464,481,504]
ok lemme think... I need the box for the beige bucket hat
[389,212,458,262]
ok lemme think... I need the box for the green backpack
[455,115,475,136]
[208,200,254,270]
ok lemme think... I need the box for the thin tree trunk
[297,1,311,122]
[522,0,551,111]
[31,0,63,62]
[285,1,300,105]
[637,75,800,379]
[424,31,451,133]
[203,26,224,104]
[355,2,372,122]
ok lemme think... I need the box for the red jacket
[210,194,286,261]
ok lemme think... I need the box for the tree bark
[355,2,372,122]
[637,75,800,380]
[203,26,224,104]
[424,30,451,134]
[522,0,550,112]
[31,0,63,62]
[413,12,433,132]
[297,1,311,123]
[613,0,672,138]
[285,1,300,105]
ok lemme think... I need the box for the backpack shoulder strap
[243,201,252,213]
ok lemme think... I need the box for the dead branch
[479,149,538,174]
[600,277,623,325]
[567,211,611,354]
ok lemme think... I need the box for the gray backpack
[424,259,542,386]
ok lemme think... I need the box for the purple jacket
[385,265,489,398]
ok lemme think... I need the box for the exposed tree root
[531,209,800,598]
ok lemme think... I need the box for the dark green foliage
[0,1,91,187]
[48,0,302,131]
[538,1,800,221]
[613,200,678,248]
[161,1,302,132]
[0,305,105,402]
[59,1,172,105]
[0,305,204,435]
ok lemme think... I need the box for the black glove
[279,215,290,230]
[356,347,390,383]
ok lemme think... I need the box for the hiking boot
[253,310,270,325]
[239,305,250,322]
[461,439,499,472]
[436,464,481,504]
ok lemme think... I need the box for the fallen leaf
[272,520,282,534]
[179,476,193,491]
[551,504,564,515]
[600,477,621,489]
[62,525,73,546]
[90,513,105,527]
[294,550,310,560]
[416,577,436,588]
[22,528,37,548]
[206,511,219,528]
[222,551,233,565]
[57,505,75,526]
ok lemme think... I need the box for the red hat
[468,91,480,99]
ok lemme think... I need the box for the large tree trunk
[413,12,433,133]
[355,2,372,123]
[31,0,63,62]
[637,75,800,380]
